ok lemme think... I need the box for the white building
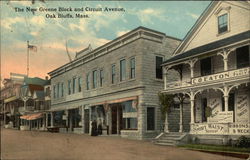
[160,1,250,145]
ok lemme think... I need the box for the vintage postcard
[1,1,249,160]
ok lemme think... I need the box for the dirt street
[0,129,243,160]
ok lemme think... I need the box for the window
[120,59,126,81]
[111,65,116,84]
[72,77,76,94]
[236,46,250,69]
[130,58,135,79]
[100,69,104,87]
[68,80,71,95]
[122,101,137,113]
[93,70,97,89]
[200,57,212,76]
[123,118,137,130]
[78,77,82,92]
[53,85,56,98]
[61,82,64,97]
[147,107,155,130]
[218,14,228,34]
[57,83,60,98]
[86,73,90,90]
[156,56,163,79]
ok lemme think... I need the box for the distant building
[48,26,181,139]
[160,1,250,145]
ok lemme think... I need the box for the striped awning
[20,113,43,120]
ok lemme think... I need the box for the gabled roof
[163,30,250,65]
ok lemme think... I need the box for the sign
[236,95,249,122]
[229,123,250,135]
[191,123,228,134]
[207,111,233,123]
[191,67,249,84]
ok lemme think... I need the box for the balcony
[18,106,35,113]
[165,67,250,90]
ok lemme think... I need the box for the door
[111,106,117,134]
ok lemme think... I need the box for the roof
[24,77,49,86]
[163,30,250,65]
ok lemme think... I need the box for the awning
[4,96,18,103]
[93,96,138,106]
[20,113,43,120]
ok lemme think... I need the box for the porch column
[187,58,198,78]
[224,95,229,112]
[81,106,85,133]
[50,112,54,127]
[164,112,169,133]
[45,113,48,128]
[179,103,183,133]
[190,98,195,124]
[163,67,168,90]
[217,49,234,71]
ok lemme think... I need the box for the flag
[28,44,37,52]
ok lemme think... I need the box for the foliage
[235,136,250,148]
[205,106,212,118]
[178,144,250,153]
[158,92,174,121]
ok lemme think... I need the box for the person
[97,123,102,135]
[91,120,98,136]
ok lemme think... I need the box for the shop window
[236,46,250,69]
[218,14,228,34]
[61,82,64,97]
[147,107,155,130]
[57,83,60,98]
[200,57,212,76]
[123,118,137,129]
[122,101,136,113]
[120,59,126,81]
[156,56,163,79]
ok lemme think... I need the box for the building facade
[48,27,180,139]
[161,1,250,145]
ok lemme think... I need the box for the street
[1,128,242,160]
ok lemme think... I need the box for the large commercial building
[48,27,180,139]
[160,1,250,145]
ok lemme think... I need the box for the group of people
[91,120,102,136]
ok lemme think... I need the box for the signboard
[191,67,249,84]
[207,111,233,123]
[191,123,228,134]
[229,123,250,135]
[236,95,249,123]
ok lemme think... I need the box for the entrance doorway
[111,105,122,134]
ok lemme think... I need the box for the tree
[158,92,174,132]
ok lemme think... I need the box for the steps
[154,132,187,146]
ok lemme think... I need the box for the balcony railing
[18,106,35,113]
[165,67,250,90]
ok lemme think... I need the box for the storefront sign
[229,123,250,135]
[191,67,250,84]
[191,123,228,134]
[236,95,249,122]
[207,111,233,123]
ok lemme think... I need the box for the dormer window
[218,13,228,34]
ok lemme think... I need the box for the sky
[0,0,211,82]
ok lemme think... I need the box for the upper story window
[111,64,116,84]
[78,77,82,92]
[53,85,56,98]
[68,80,71,95]
[200,57,212,76]
[156,56,163,79]
[100,69,104,87]
[218,14,228,34]
[61,82,64,97]
[120,59,126,81]
[57,83,60,98]
[236,45,250,69]
[86,73,90,90]
[130,58,135,79]
[93,70,97,89]
[72,77,76,94]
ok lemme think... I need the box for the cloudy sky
[0,0,210,81]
